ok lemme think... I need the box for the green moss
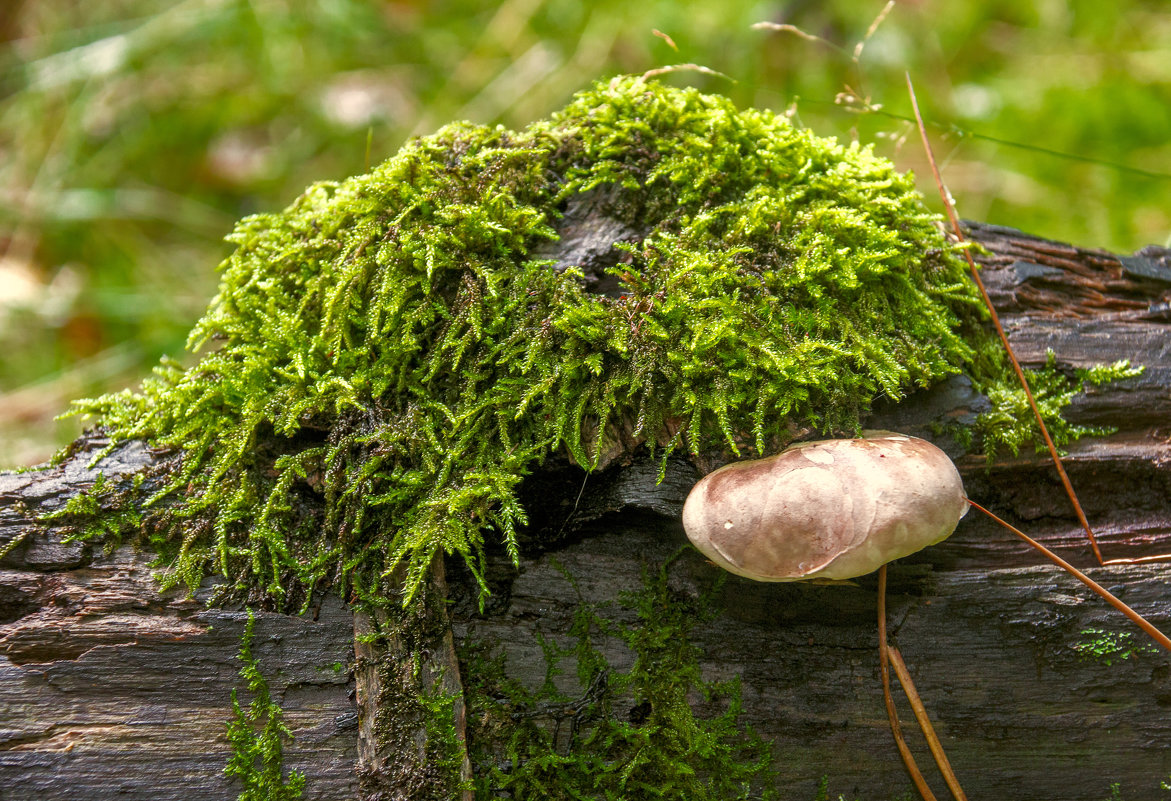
[462,552,775,799]
[67,75,983,606]
[0,529,29,561]
[354,570,472,799]
[224,610,305,801]
[968,350,1142,462]
[1073,627,1157,666]
[40,471,144,547]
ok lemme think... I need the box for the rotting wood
[0,222,1169,800]
[352,558,472,801]
[0,545,359,800]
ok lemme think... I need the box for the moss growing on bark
[970,351,1142,462]
[462,553,776,799]
[353,567,471,799]
[69,76,982,607]
[224,610,305,801]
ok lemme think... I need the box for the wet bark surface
[2,222,1170,800]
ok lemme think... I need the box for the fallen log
[2,219,1169,800]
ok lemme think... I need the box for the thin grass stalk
[904,72,1105,565]
[878,565,939,801]
[886,645,968,801]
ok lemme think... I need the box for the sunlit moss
[69,76,982,606]
[969,350,1142,463]
[40,470,144,546]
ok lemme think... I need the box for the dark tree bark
[2,222,1171,801]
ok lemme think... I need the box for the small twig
[751,22,848,54]
[637,63,734,83]
[651,29,678,52]
[555,471,590,539]
[853,1,896,63]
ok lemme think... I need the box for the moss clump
[40,471,144,547]
[69,76,980,606]
[463,553,775,799]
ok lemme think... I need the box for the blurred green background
[2,0,1169,467]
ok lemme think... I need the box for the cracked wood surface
[1,222,1170,800]
[352,560,473,801]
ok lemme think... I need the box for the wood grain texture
[0,554,359,800]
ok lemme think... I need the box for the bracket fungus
[682,432,969,582]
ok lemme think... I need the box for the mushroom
[683,431,1171,801]
[682,431,968,582]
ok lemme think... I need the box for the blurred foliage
[2,0,1169,466]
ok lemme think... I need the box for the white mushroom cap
[682,432,969,582]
